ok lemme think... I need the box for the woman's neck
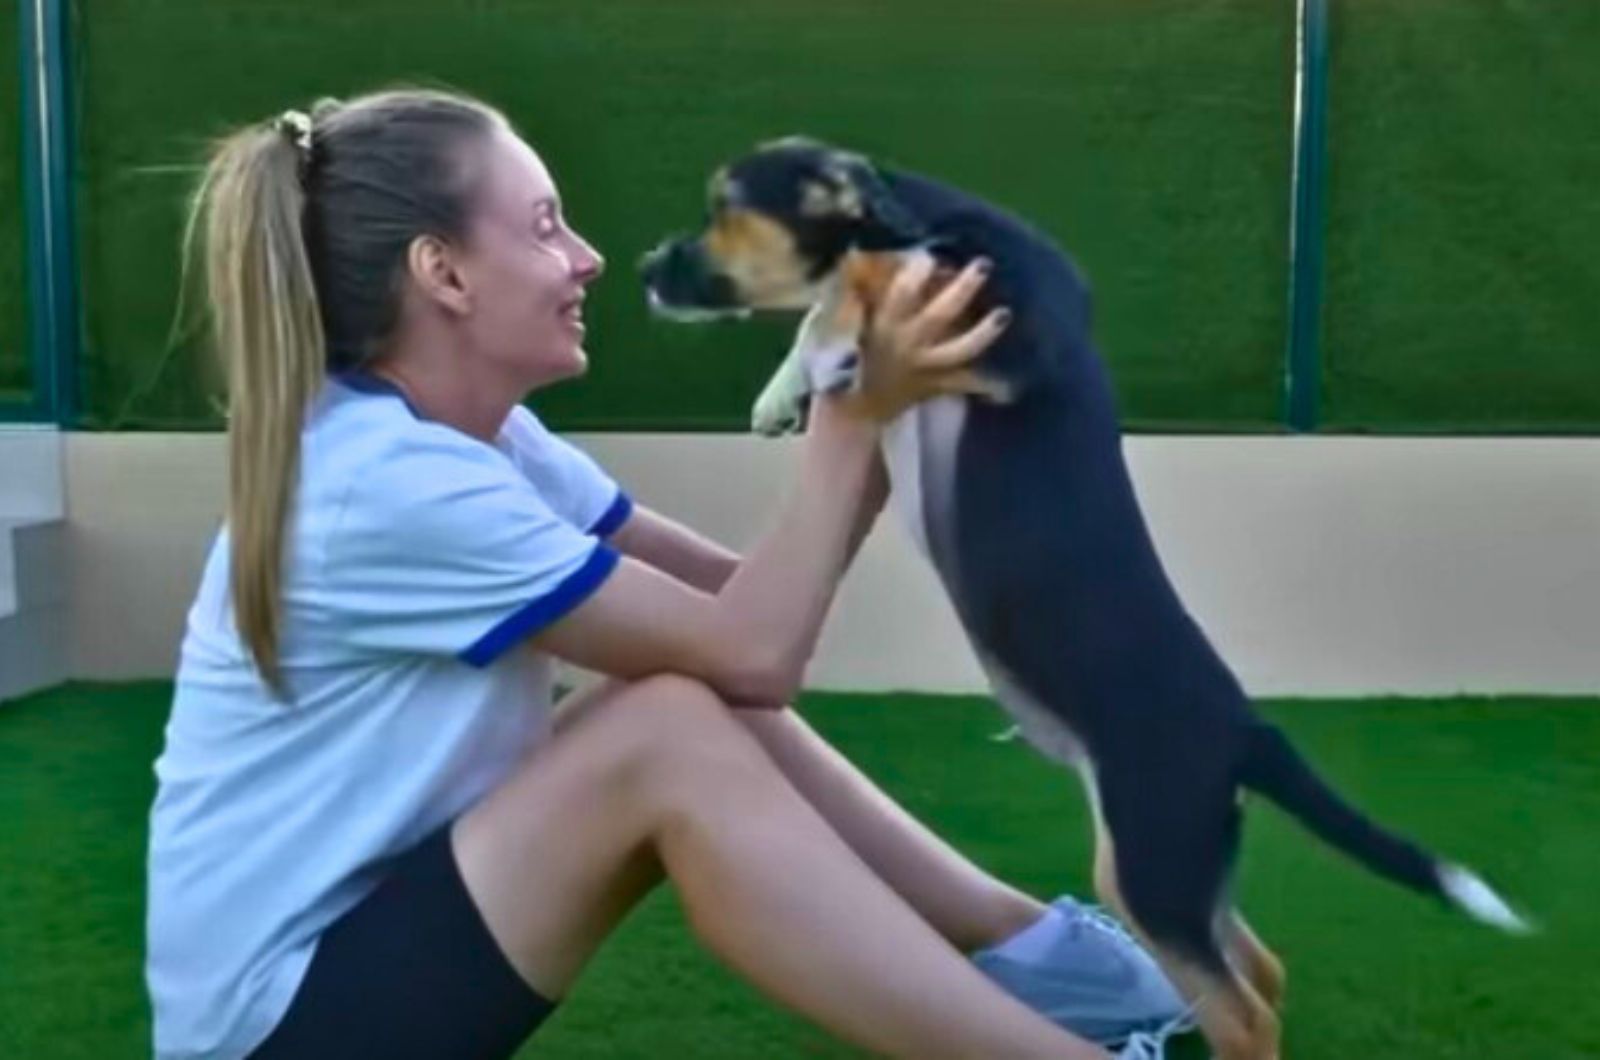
[368,357,519,444]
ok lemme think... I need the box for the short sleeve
[317,435,619,668]
[498,406,633,537]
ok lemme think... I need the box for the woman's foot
[973,896,1194,1050]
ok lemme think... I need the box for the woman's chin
[528,347,589,389]
[562,347,590,379]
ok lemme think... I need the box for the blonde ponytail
[183,118,326,688]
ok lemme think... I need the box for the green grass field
[2,684,1596,1058]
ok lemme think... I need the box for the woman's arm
[609,454,888,596]
[531,254,1003,705]
[607,508,740,594]
[532,399,877,704]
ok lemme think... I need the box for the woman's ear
[405,233,472,316]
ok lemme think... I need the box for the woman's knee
[608,676,778,812]
[609,674,733,752]
[560,673,724,746]
[629,673,727,715]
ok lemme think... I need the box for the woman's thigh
[452,672,748,999]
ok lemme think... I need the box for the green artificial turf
[1,683,1596,1057]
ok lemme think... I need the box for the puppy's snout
[639,237,708,289]
[637,239,676,289]
[639,235,740,313]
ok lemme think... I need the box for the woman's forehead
[480,129,557,212]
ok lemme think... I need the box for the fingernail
[975,257,993,275]
[995,308,1012,326]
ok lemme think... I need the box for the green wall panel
[1322,1,1600,431]
[75,0,1292,430]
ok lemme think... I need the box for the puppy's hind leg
[1105,784,1282,1059]
[1096,836,1279,1059]
[1082,773,1127,920]
[1219,909,1286,1013]
[1142,945,1280,1060]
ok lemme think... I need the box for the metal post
[1284,0,1329,432]
[18,0,80,425]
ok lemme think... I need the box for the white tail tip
[1438,864,1536,935]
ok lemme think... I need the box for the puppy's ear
[761,133,828,155]
[820,153,927,251]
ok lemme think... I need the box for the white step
[0,427,65,521]
[0,518,68,702]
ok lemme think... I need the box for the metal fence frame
[3,0,78,424]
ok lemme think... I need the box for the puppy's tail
[1238,722,1534,934]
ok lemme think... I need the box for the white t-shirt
[145,375,632,1059]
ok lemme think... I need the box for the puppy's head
[640,137,926,319]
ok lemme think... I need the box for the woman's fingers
[908,257,992,345]
[846,251,1013,421]
[920,306,1011,371]
[877,251,938,331]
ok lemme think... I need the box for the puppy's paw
[810,350,860,396]
[751,391,806,436]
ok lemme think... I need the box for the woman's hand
[841,252,1012,423]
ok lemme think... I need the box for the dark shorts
[251,827,557,1059]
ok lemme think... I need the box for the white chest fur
[883,399,1089,773]
[880,396,966,563]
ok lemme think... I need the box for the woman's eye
[533,207,563,238]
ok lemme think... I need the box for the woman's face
[454,127,605,388]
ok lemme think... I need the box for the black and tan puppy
[640,138,1529,1060]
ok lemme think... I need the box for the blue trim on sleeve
[458,543,621,668]
[587,490,634,538]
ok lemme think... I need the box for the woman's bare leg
[735,706,1046,951]
[455,675,1107,1059]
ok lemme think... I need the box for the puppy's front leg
[751,345,813,436]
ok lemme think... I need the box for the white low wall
[62,432,1600,697]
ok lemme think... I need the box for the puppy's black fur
[876,171,1444,972]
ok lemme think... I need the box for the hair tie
[272,109,314,176]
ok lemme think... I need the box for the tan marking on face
[702,208,815,307]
